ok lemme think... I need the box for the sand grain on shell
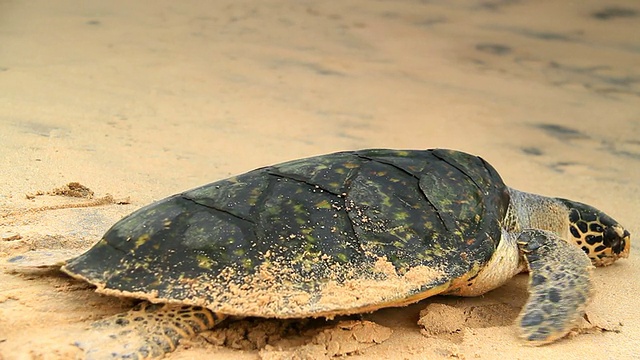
[144,253,447,319]
[317,257,446,313]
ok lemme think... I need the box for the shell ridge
[354,152,453,232]
[247,170,279,223]
[180,195,256,225]
[353,153,421,181]
[266,168,341,196]
[478,157,500,181]
[338,154,370,257]
[341,153,368,192]
[431,150,484,191]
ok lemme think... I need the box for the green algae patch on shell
[62,149,510,318]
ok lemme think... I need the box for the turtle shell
[62,149,510,318]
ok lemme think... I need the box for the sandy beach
[1,1,639,359]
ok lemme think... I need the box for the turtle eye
[604,227,629,255]
[603,227,617,247]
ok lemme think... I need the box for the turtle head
[559,199,630,266]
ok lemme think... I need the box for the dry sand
[1,1,639,359]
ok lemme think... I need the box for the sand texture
[1,1,639,359]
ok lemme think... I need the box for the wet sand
[1,1,639,359]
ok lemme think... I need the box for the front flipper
[517,229,593,345]
[75,302,226,359]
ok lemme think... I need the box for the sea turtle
[10,149,631,359]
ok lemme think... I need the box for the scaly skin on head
[558,198,631,266]
[506,188,631,267]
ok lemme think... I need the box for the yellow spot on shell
[197,254,214,270]
[134,234,151,250]
[95,239,109,247]
[394,211,409,221]
[315,199,332,209]
[242,258,253,270]
[248,188,261,205]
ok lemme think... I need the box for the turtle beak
[620,229,631,258]
[598,225,630,266]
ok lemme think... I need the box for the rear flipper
[517,229,593,345]
[74,302,225,359]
